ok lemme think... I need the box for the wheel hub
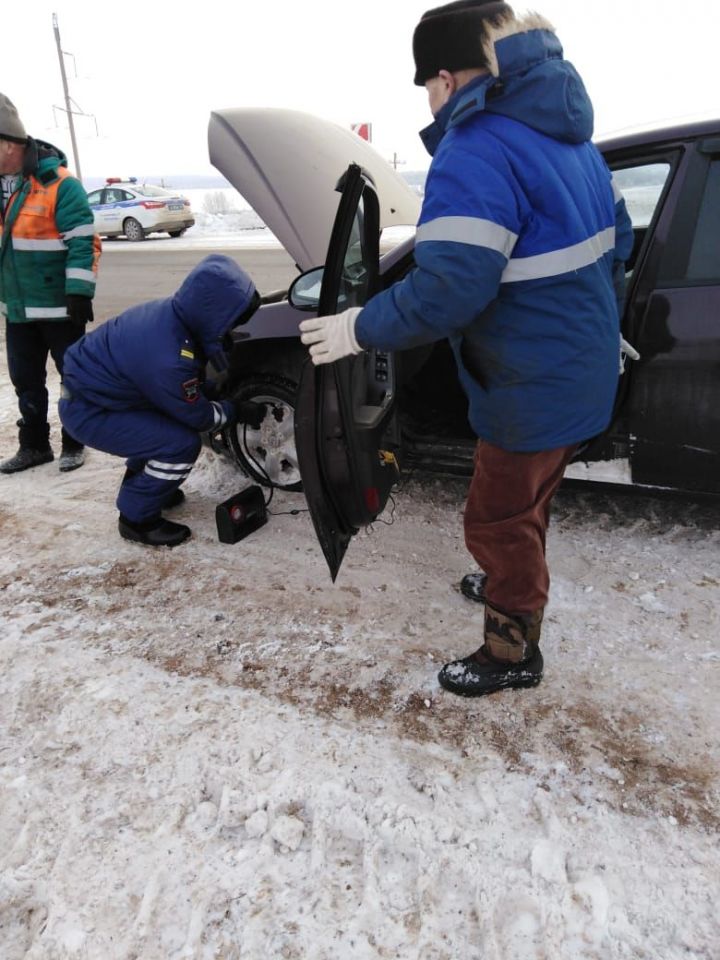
[233,395,300,488]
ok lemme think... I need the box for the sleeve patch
[180,348,195,359]
[182,378,201,403]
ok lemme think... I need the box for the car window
[685,159,720,281]
[87,190,103,205]
[120,190,135,201]
[133,184,172,197]
[612,162,671,275]
[613,163,670,228]
[337,196,369,310]
[105,188,126,203]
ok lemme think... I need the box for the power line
[52,12,97,181]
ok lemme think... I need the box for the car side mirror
[289,267,324,311]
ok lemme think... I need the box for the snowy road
[92,243,297,324]
[0,259,719,957]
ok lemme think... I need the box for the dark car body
[206,111,720,573]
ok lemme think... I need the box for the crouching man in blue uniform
[59,254,264,547]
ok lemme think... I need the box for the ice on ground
[0,345,719,960]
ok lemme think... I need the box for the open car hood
[208,108,421,271]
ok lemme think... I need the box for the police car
[86,178,195,241]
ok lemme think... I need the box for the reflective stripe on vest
[0,168,102,283]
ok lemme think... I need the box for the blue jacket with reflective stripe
[356,25,634,452]
[62,255,253,432]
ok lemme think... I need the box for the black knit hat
[412,0,514,85]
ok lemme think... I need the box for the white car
[86,178,195,241]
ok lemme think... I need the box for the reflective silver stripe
[62,224,96,240]
[416,216,518,258]
[502,227,616,283]
[25,306,68,318]
[13,238,66,251]
[212,401,227,428]
[144,466,192,481]
[611,177,623,204]
[66,268,97,283]
[147,460,195,471]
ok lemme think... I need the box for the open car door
[294,164,400,581]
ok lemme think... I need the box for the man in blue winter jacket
[60,254,265,547]
[300,0,634,696]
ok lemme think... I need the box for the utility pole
[53,12,82,179]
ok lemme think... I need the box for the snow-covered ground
[1,325,719,958]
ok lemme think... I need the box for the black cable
[366,493,397,528]
[242,421,274,509]
[240,413,307,517]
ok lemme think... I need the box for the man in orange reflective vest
[0,93,101,474]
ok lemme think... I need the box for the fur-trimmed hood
[481,12,557,77]
[421,14,594,153]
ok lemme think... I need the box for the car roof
[597,117,720,153]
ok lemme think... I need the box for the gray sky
[5,0,718,180]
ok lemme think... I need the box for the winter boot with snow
[460,571,487,603]
[59,446,85,473]
[0,446,54,474]
[118,514,191,547]
[438,604,544,697]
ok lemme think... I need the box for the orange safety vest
[0,166,100,322]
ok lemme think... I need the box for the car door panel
[621,145,720,494]
[628,285,720,492]
[295,163,400,580]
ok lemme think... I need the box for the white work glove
[619,336,640,373]
[299,307,363,365]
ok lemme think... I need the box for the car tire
[168,229,186,238]
[123,217,145,242]
[226,375,302,492]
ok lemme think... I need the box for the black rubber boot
[460,571,487,603]
[118,514,191,547]
[0,447,54,474]
[439,604,544,697]
[59,447,85,473]
[438,646,543,697]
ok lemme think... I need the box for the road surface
[94,243,298,323]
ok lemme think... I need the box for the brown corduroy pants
[463,440,577,615]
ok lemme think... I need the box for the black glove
[234,400,266,430]
[66,295,94,326]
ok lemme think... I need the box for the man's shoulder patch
[180,348,194,360]
[182,378,201,403]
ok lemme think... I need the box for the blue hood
[421,28,594,155]
[171,253,256,357]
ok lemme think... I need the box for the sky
[3,0,718,182]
